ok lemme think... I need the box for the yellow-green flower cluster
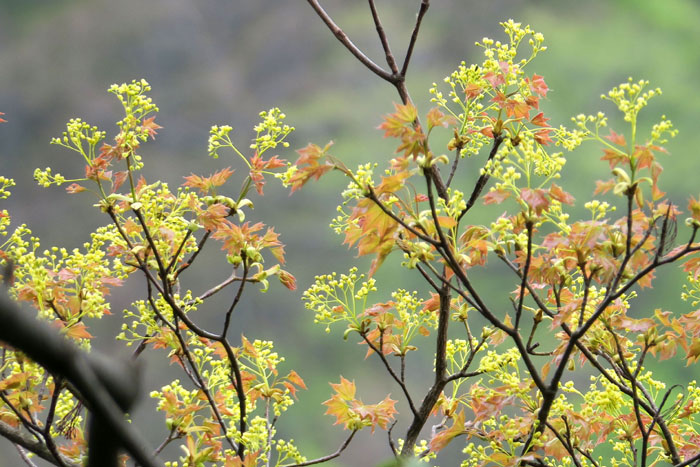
[0,175,15,199]
[682,273,700,307]
[602,78,660,124]
[274,439,307,466]
[33,167,68,188]
[329,205,359,236]
[240,415,272,461]
[439,188,467,219]
[50,117,106,163]
[208,124,235,159]
[109,79,158,139]
[302,267,377,332]
[251,108,294,154]
[583,375,626,414]
[650,115,678,144]
[342,162,377,200]
[584,199,616,221]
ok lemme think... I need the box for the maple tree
[1,2,700,467]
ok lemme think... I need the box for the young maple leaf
[464,83,483,100]
[183,167,235,194]
[521,187,550,215]
[527,74,549,97]
[378,102,418,138]
[198,203,230,231]
[354,395,397,432]
[505,99,530,120]
[549,183,575,205]
[429,410,467,452]
[426,107,452,131]
[323,377,397,433]
[324,376,357,428]
[140,116,162,140]
[483,188,511,205]
[530,112,549,127]
[605,128,627,147]
[250,154,286,195]
[483,71,505,89]
[378,103,426,158]
[282,370,306,399]
[533,128,553,146]
[278,269,296,290]
[288,142,334,192]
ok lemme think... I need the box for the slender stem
[221,261,249,338]
[360,332,418,417]
[514,221,534,329]
[368,0,399,74]
[400,0,430,77]
[458,135,504,221]
[281,430,358,467]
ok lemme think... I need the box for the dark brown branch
[368,0,399,74]
[514,221,534,329]
[400,0,430,77]
[306,0,392,80]
[172,322,238,452]
[221,260,249,338]
[175,230,211,279]
[360,332,418,417]
[458,135,504,221]
[0,292,159,467]
[365,187,440,246]
[0,420,79,467]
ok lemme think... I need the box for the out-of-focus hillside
[1,0,700,464]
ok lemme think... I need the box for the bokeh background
[1,0,700,465]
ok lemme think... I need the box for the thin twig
[368,0,399,74]
[400,0,430,77]
[305,0,391,80]
[281,430,358,467]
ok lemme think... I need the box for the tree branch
[281,429,357,467]
[306,0,392,81]
[0,420,79,467]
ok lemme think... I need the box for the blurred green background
[1,0,700,465]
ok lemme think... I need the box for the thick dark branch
[0,420,79,467]
[0,292,159,467]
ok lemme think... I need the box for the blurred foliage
[1,0,699,464]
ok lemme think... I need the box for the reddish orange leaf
[483,188,511,205]
[549,183,575,205]
[429,410,466,452]
[521,188,550,215]
[605,129,626,147]
[141,116,162,140]
[528,74,549,97]
[531,112,549,127]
